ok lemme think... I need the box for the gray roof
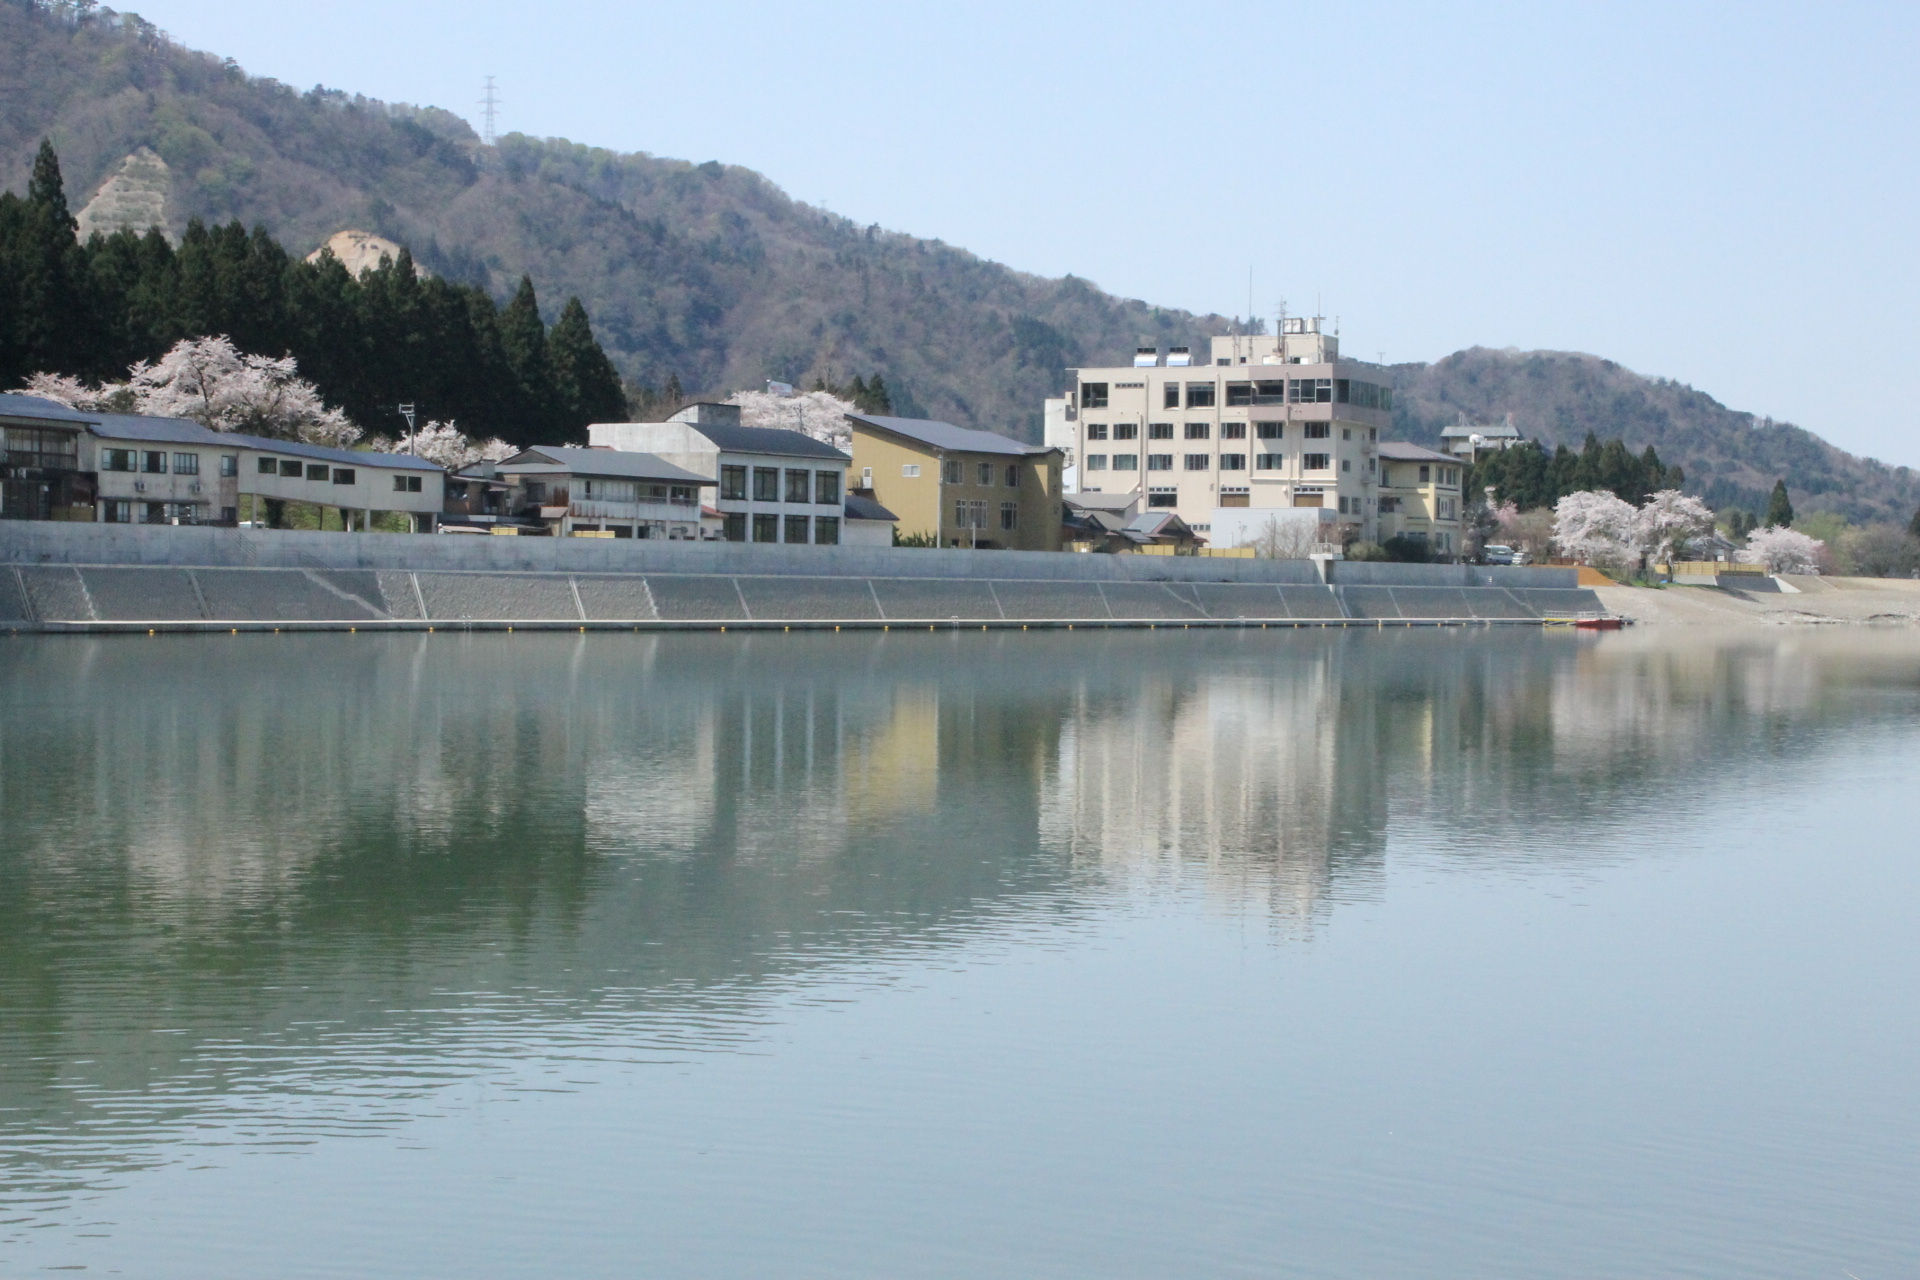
[686,422,850,461]
[502,446,711,485]
[847,413,1053,458]
[844,493,899,522]
[1378,441,1458,464]
[0,393,97,425]
[1440,421,1521,439]
[227,431,443,471]
[1065,492,1138,514]
[30,407,443,471]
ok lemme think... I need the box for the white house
[589,403,853,545]
[487,446,712,538]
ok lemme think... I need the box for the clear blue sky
[139,0,1919,466]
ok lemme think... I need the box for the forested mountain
[3,0,1914,520]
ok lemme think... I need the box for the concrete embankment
[0,524,1603,633]
[1594,577,1920,627]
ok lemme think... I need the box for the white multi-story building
[1045,319,1394,546]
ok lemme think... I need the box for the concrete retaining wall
[0,522,1576,589]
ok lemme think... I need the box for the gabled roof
[847,412,1053,458]
[1378,441,1458,464]
[1126,510,1193,536]
[689,422,848,461]
[844,493,899,522]
[500,446,711,485]
[85,413,228,445]
[0,393,97,425]
[225,430,443,471]
[1065,492,1138,515]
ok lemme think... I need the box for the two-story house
[1375,442,1464,556]
[1,394,94,522]
[487,446,712,538]
[847,413,1063,552]
[588,403,852,544]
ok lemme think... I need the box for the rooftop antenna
[479,76,501,146]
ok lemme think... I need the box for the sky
[135,0,1920,466]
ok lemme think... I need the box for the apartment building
[847,413,1063,551]
[1044,319,1391,546]
[589,404,852,545]
[1375,443,1465,555]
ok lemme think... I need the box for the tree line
[1465,432,1686,511]
[0,141,626,444]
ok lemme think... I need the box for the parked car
[1483,544,1528,566]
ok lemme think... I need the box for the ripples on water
[2,628,1918,1277]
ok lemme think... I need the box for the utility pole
[399,402,417,455]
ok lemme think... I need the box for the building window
[103,449,135,472]
[220,506,237,524]
[333,468,356,484]
[1338,497,1351,514]
[752,467,779,501]
[976,462,993,484]
[1000,501,1018,531]
[172,453,200,475]
[1439,498,1456,519]
[784,514,810,543]
[1163,384,1180,409]
[103,500,132,523]
[1303,422,1330,439]
[1304,453,1331,471]
[902,464,920,478]
[1003,465,1019,487]
[1184,454,1210,471]
[1379,496,1400,514]
[1146,454,1172,471]
[1148,422,1174,440]
[1254,380,1286,404]
[752,513,779,542]
[1418,465,1431,483]
[1341,459,1351,472]
[785,469,812,503]
[1086,423,1109,441]
[1219,454,1246,471]
[1289,378,1333,403]
[938,459,960,484]
[1255,454,1284,471]
[1080,382,1109,409]
[1342,428,1352,440]
[954,499,987,528]
[815,470,842,504]
[281,460,303,477]
[1113,454,1138,470]
[393,475,423,492]
[142,502,166,523]
[724,512,747,542]
[306,464,329,481]
[256,456,276,474]
[720,465,747,500]
[1257,423,1283,440]
[142,451,167,473]
[1112,423,1138,441]
[1146,491,1178,508]
[1184,422,1210,440]
[1085,454,1108,471]
[814,515,839,544]
[1186,382,1216,408]
[220,455,237,477]
[1225,382,1252,406]
[1220,422,1246,440]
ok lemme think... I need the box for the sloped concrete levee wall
[0,525,1602,632]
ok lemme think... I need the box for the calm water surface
[1,628,1917,1278]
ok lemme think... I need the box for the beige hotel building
[1044,319,1395,545]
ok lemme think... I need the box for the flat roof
[847,413,1052,458]
[501,446,711,485]
[687,422,849,461]
[1378,442,1458,464]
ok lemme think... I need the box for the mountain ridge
[4,0,1913,522]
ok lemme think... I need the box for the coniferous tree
[866,373,893,414]
[1765,479,1794,528]
[499,275,559,443]
[547,295,628,436]
[1909,507,1920,541]
[6,140,88,380]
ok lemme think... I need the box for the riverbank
[1595,576,1920,626]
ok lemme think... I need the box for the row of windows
[1084,453,1342,473]
[102,500,234,524]
[951,500,1021,531]
[252,456,359,485]
[102,449,238,477]
[720,465,843,504]
[1086,421,1367,442]
[938,460,1023,487]
[1080,380,1393,410]
[722,513,841,544]
[1384,464,1463,487]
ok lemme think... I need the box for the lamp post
[398,403,417,454]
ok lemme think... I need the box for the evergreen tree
[499,275,559,443]
[1765,479,1794,528]
[848,374,868,407]
[5,140,88,380]
[1910,507,1920,541]
[548,295,628,435]
[866,373,893,414]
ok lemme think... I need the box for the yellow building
[1375,442,1464,555]
[847,413,1064,551]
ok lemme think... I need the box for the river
[1,628,1916,1278]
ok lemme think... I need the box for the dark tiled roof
[847,413,1052,458]
[224,431,444,471]
[0,393,97,424]
[844,493,898,522]
[687,422,850,461]
[502,446,711,485]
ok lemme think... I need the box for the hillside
[3,1,1915,522]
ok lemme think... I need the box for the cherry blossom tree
[725,388,856,450]
[1739,526,1824,574]
[371,420,514,469]
[1552,490,1639,570]
[1636,489,1716,569]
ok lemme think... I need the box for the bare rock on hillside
[76,147,170,241]
[306,230,424,278]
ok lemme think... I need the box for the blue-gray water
[2,629,1917,1278]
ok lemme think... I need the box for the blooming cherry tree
[1739,526,1824,574]
[1552,490,1639,569]
[725,388,857,450]
[372,420,514,469]
[1635,489,1716,568]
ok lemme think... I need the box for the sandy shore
[1595,575,1920,627]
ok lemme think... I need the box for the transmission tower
[479,76,501,146]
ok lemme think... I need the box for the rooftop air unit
[1167,346,1191,367]
[1133,346,1159,367]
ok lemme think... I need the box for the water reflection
[3,627,1919,1232]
